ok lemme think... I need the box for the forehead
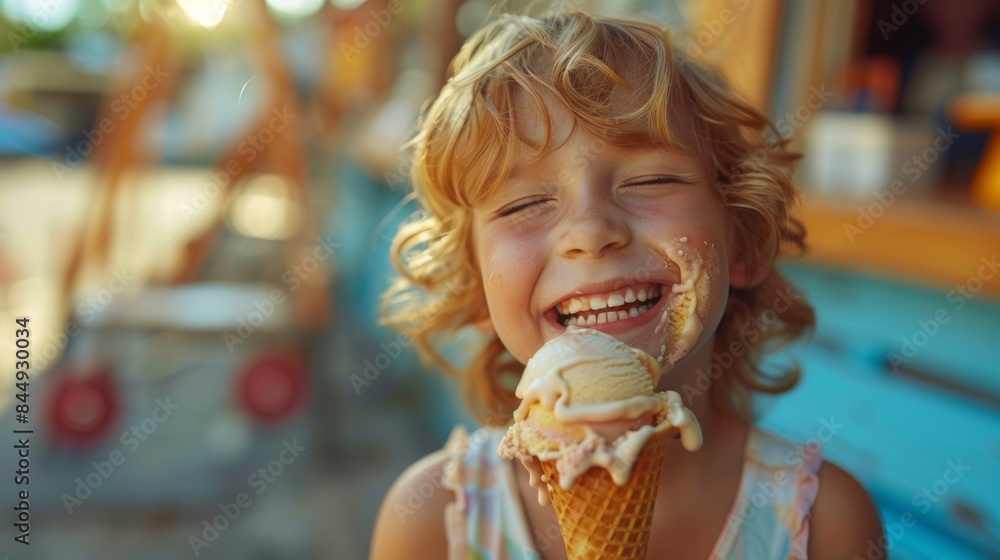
[507,85,706,173]
[512,87,573,147]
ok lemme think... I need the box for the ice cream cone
[540,434,669,560]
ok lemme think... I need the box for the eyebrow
[504,143,699,184]
[630,144,695,159]
[505,162,537,183]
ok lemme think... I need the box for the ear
[728,238,777,289]
[729,258,763,289]
[719,188,772,290]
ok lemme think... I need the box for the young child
[372,10,883,560]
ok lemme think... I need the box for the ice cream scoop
[498,327,702,504]
[497,328,703,560]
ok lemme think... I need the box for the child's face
[471,93,733,373]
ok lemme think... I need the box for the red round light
[47,371,119,447]
[236,352,307,424]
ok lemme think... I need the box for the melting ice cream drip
[486,256,503,289]
[652,239,707,369]
[499,329,704,506]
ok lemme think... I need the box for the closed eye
[497,198,552,218]
[622,176,682,188]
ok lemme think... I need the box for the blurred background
[0,0,998,558]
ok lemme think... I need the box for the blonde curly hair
[382,10,814,426]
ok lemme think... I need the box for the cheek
[651,234,729,369]
[481,235,534,287]
[656,201,729,298]
[658,240,721,319]
[478,234,544,319]
[477,237,547,365]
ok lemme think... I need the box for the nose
[555,193,631,258]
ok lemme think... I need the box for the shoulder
[370,448,455,560]
[807,460,884,559]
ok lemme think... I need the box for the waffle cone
[540,437,668,560]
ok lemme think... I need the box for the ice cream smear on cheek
[486,256,503,289]
[652,237,712,370]
[497,329,703,506]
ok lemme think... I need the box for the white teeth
[558,284,665,327]
[568,299,582,314]
[563,303,656,326]
[558,297,588,315]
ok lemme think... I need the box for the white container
[803,111,938,199]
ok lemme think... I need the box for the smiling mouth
[554,283,664,327]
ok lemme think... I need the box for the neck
[655,335,746,477]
